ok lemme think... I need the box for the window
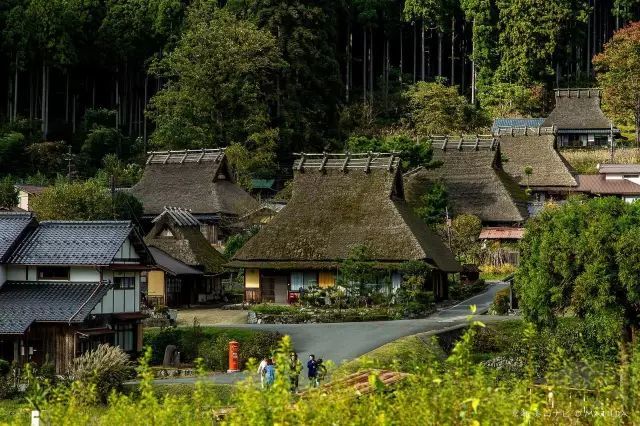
[114,324,135,352]
[290,272,304,291]
[37,266,69,281]
[303,272,318,287]
[114,276,136,290]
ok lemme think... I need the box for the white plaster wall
[70,267,101,282]
[7,266,28,281]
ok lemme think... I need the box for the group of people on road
[257,353,327,391]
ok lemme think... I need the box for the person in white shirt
[257,357,268,388]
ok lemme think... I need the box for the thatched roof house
[144,207,228,306]
[130,149,258,244]
[229,152,461,303]
[542,89,616,147]
[404,136,529,224]
[498,129,577,190]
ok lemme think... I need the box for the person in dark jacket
[307,354,318,387]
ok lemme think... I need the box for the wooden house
[228,152,461,303]
[144,207,228,307]
[14,185,46,212]
[130,149,258,246]
[542,88,617,147]
[0,214,154,373]
[404,136,529,225]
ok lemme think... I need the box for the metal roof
[479,227,526,240]
[597,164,640,175]
[492,118,546,131]
[149,247,204,276]
[8,221,134,265]
[152,207,201,227]
[0,281,112,334]
[0,213,35,262]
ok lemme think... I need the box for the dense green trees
[516,197,640,343]
[0,0,639,185]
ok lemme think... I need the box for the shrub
[0,359,10,376]
[449,279,487,300]
[250,304,300,315]
[489,288,511,315]
[68,344,133,401]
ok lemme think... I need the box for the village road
[141,282,509,386]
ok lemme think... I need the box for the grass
[478,263,517,281]
[561,146,640,174]
[123,383,235,406]
[334,332,446,377]
[0,399,30,424]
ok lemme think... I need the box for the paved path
[141,282,508,386]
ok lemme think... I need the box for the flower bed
[247,305,435,324]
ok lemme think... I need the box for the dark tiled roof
[149,247,204,276]
[0,281,111,334]
[498,133,578,188]
[542,89,612,130]
[404,140,529,224]
[131,149,258,217]
[575,175,640,195]
[232,158,461,272]
[0,213,35,262]
[9,221,133,265]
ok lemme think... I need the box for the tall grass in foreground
[3,321,640,425]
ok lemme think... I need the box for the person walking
[289,352,302,392]
[307,354,318,387]
[257,356,268,389]
[264,358,276,388]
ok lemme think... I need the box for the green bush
[0,359,10,376]
[489,288,511,315]
[449,279,487,300]
[143,326,282,369]
[249,303,300,315]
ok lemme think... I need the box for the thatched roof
[145,207,227,274]
[231,153,460,272]
[404,136,529,224]
[542,89,612,131]
[498,131,577,188]
[130,149,258,217]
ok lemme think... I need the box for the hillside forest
[1,0,640,185]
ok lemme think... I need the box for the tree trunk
[143,74,148,152]
[413,23,417,83]
[587,11,591,76]
[400,27,403,83]
[7,75,11,122]
[363,30,367,104]
[92,78,96,108]
[369,29,373,103]
[13,60,18,121]
[115,75,120,129]
[41,62,46,138]
[346,23,351,103]
[421,20,425,81]
[72,94,76,134]
[451,17,455,85]
[65,72,69,123]
[29,71,33,121]
[45,66,50,138]
[438,31,443,77]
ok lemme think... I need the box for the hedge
[143,327,282,370]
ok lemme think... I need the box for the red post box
[227,340,240,373]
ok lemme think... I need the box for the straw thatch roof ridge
[232,166,460,272]
[543,88,612,130]
[131,149,258,217]
[293,152,402,172]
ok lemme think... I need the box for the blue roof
[492,118,546,131]
[0,281,112,334]
[8,221,134,265]
[0,213,35,262]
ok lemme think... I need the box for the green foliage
[447,214,482,262]
[450,279,487,301]
[346,134,433,170]
[142,326,281,368]
[68,344,133,402]
[30,178,142,220]
[149,5,283,149]
[0,131,25,173]
[402,82,487,135]
[94,154,143,188]
[479,82,544,118]
[0,176,18,208]
[489,287,511,315]
[225,130,278,190]
[223,226,259,258]
[516,196,640,343]
[413,182,447,226]
[595,22,640,140]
